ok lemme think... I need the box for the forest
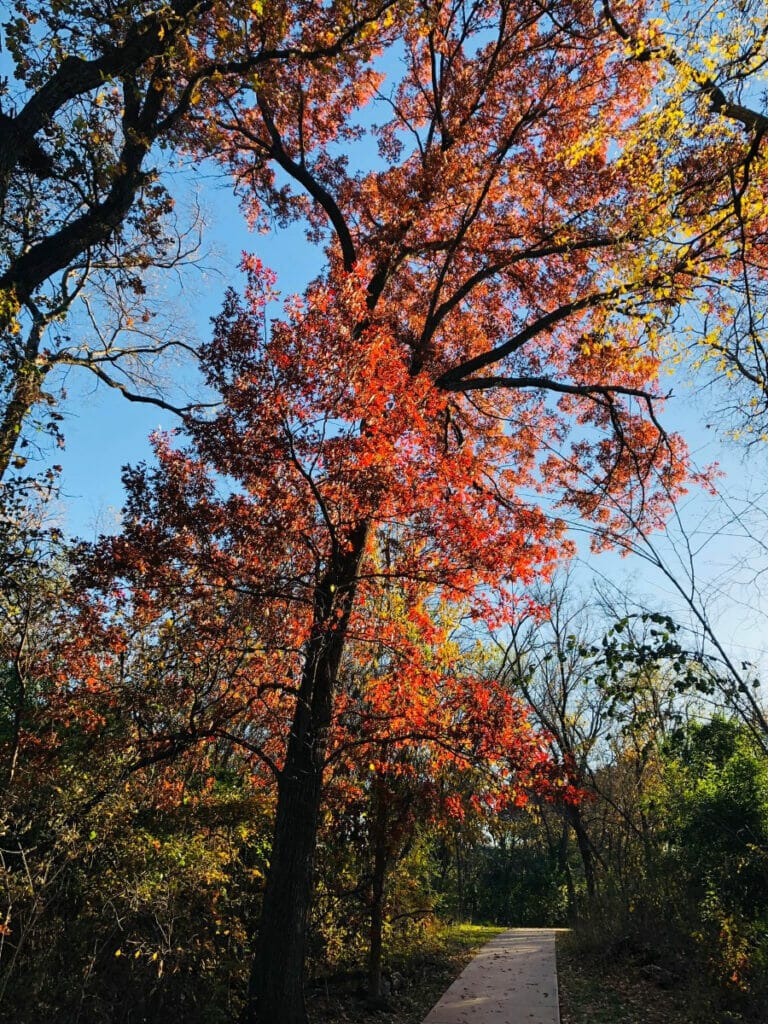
[1,1,768,1023]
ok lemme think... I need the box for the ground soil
[556,931,744,1024]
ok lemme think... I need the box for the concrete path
[421,929,560,1024]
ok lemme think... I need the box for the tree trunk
[454,831,465,921]
[556,815,577,921]
[568,804,596,900]
[245,734,324,1024]
[4,660,25,791]
[0,358,44,482]
[243,523,369,1024]
[367,788,389,1001]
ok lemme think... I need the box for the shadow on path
[421,928,560,1024]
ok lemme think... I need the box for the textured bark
[0,361,43,482]
[243,523,369,1024]
[366,791,389,1001]
[568,804,597,899]
[245,746,323,1024]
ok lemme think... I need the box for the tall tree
[80,0,768,1021]
[2,0,767,477]
[90,247,684,1024]
[496,573,610,905]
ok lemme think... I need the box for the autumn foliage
[3,0,768,1021]
[79,212,686,1021]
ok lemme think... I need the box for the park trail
[421,928,560,1024]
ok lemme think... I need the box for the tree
[89,236,689,1024]
[0,0,395,477]
[2,0,767,480]
[73,0,768,1021]
[667,722,768,1000]
[496,573,610,907]
[323,580,569,999]
[577,470,768,749]
[86,254,579,1021]
[599,0,768,435]
[0,472,64,792]
[0,475,286,1019]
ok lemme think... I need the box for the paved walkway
[422,929,560,1024]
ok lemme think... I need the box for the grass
[306,923,503,1024]
[556,930,740,1024]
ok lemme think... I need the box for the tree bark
[454,831,465,921]
[367,788,389,1001]
[568,804,597,900]
[243,523,369,1024]
[0,359,44,482]
[555,815,577,920]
